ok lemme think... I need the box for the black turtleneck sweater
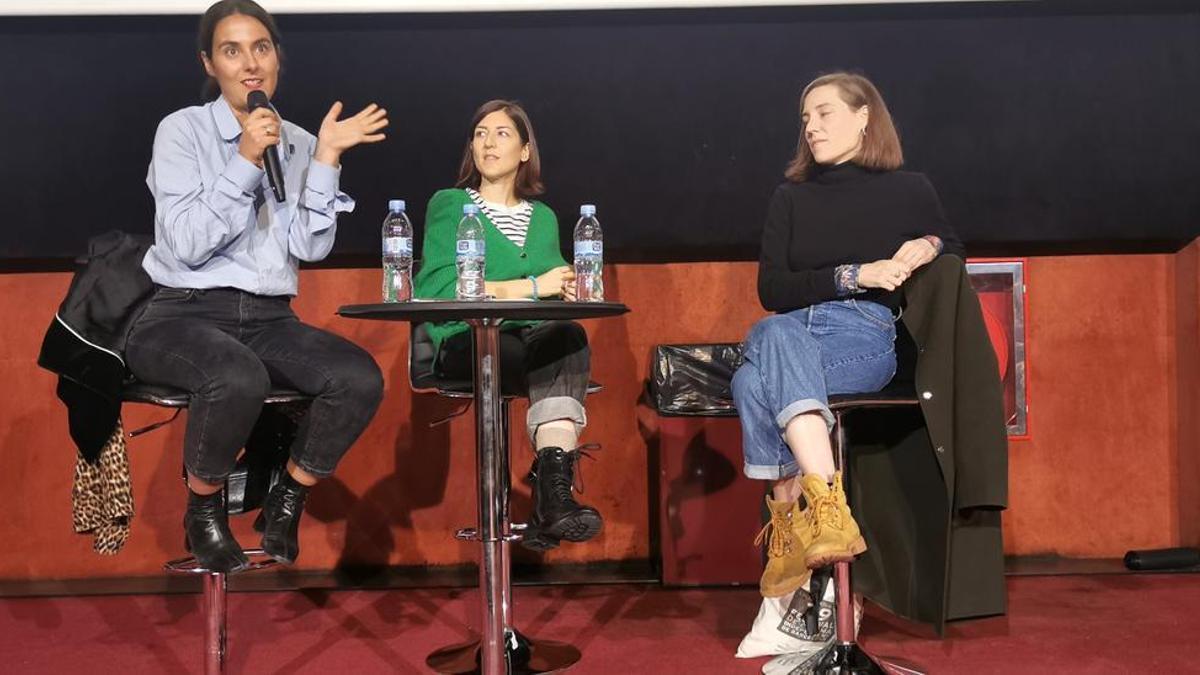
[757,162,964,312]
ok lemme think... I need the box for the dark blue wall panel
[1,1,1197,264]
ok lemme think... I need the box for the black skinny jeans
[125,287,384,483]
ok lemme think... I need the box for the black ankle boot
[521,447,603,552]
[256,472,310,565]
[184,489,249,573]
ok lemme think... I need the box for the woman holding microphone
[126,0,389,572]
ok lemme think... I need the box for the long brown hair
[784,72,903,182]
[455,99,545,198]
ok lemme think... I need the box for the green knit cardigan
[413,188,569,353]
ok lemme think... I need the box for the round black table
[337,300,629,675]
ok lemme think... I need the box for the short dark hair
[197,0,283,100]
[455,100,545,199]
[785,72,904,182]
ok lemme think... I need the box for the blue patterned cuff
[834,264,864,296]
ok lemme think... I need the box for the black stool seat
[828,387,919,410]
[121,381,312,408]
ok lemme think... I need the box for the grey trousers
[435,320,590,441]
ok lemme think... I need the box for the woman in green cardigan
[413,99,601,551]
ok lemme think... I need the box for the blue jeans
[732,299,898,480]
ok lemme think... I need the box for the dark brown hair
[197,0,284,100]
[455,100,544,198]
[784,72,903,182]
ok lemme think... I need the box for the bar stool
[408,323,601,674]
[810,391,925,675]
[122,380,311,675]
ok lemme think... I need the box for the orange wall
[1,250,1194,581]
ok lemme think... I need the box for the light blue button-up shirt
[142,96,355,296]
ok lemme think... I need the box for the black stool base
[815,643,925,675]
[427,628,581,674]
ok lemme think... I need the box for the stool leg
[498,399,531,667]
[499,400,513,630]
[833,560,855,643]
[815,411,925,675]
[203,571,227,675]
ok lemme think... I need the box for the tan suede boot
[754,496,813,597]
[798,472,867,569]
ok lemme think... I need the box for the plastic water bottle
[573,204,604,302]
[456,203,486,300]
[381,199,413,302]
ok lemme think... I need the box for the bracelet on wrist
[528,276,539,300]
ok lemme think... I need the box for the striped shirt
[466,188,532,247]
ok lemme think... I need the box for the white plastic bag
[737,571,866,675]
[735,575,835,659]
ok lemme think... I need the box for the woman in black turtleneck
[734,72,962,600]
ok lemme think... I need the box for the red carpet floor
[0,575,1197,673]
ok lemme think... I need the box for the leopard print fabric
[72,419,134,555]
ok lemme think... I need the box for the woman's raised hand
[314,101,389,166]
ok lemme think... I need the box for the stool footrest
[163,548,280,575]
[454,526,526,543]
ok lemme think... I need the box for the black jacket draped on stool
[38,230,156,463]
[848,255,1009,633]
[37,231,303,553]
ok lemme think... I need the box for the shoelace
[754,510,794,558]
[807,492,843,537]
[531,444,602,499]
[546,466,575,502]
[569,443,600,494]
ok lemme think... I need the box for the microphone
[247,90,286,203]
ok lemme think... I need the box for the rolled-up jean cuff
[527,396,587,442]
[776,398,834,433]
[744,460,800,481]
[185,464,231,486]
[293,458,336,480]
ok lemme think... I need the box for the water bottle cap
[580,204,596,217]
[388,199,406,212]
[463,204,480,216]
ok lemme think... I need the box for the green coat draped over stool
[848,255,1009,634]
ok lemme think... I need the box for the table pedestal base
[427,629,581,674]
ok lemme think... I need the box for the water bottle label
[456,239,485,257]
[383,237,411,255]
[574,241,603,257]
